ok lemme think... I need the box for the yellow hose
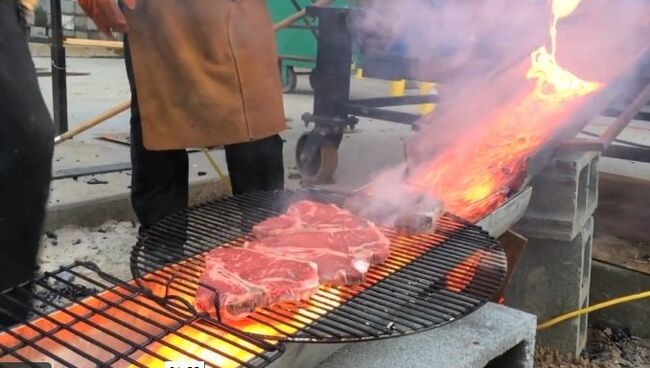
[537,290,650,330]
[201,148,232,192]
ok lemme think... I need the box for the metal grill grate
[0,262,283,368]
[131,190,507,343]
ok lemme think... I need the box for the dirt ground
[535,327,650,368]
[37,220,138,280]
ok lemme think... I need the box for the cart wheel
[296,133,339,184]
[282,66,298,93]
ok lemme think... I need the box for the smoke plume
[347,0,650,226]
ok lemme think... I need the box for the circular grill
[130,190,507,343]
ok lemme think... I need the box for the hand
[78,0,135,38]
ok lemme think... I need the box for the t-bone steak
[253,200,374,237]
[195,247,319,321]
[251,200,391,282]
[246,231,375,286]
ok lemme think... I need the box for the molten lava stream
[408,0,602,223]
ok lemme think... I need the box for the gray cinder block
[73,2,85,16]
[86,17,98,31]
[29,26,48,38]
[61,0,74,14]
[315,303,536,368]
[74,15,87,31]
[514,151,599,241]
[61,14,75,31]
[506,217,593,357]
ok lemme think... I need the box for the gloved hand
[77,0,135,37]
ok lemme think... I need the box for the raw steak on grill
[195,247,319,321]
[253,200,373,237]
[246,231,375,286]
[254,200,390,265]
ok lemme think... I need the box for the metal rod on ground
[273,0,333,31]
[600,82,650,148]
[201,149,232,191]
[54,100,131,145]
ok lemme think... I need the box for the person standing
[79,0,286,232]
[0,0,55,327]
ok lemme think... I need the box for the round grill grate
[130,190,507,343]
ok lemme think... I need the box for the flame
[409,0,602,222]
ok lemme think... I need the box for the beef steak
[195,247,319,321]
[253,200,373,237]
[246,231,372,286]
[250,200,391,285]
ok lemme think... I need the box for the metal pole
[50,0,68,134]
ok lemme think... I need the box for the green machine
[267,0,354,93]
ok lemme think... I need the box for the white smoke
[347,0,650,225]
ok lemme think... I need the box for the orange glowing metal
[410,0,602,222]
[1,227,475,367]
[133,225,471,364]
[445,250,485,293]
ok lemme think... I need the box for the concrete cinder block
[86,30,103,40]
[506,217,593,357]
[74,15,87,31]
[73,2,85,16]
[61,14,75,31]
[514,151,599,241]
[29,26,48,38]
[75,30,88,39]
[63,29,75,37]
[61,0,74,14]
[314,303,536,368]
[86,17,98,31]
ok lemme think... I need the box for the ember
[407,0,602,222]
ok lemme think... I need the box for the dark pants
[0,1,55,327]
[123,37,285,229]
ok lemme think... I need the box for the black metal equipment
[49,0,68,134]
[297,6,439,183]
[131,190,507,343]
[0,262,283,368]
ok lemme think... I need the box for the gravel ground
[535,327,650,368]
[38,220,138,281]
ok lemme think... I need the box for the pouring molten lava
[407,0,602,223]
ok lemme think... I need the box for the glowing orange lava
[409,0,602,222]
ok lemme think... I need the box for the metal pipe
[600,81,650,148]
[50,0,68,134]
[560,80,650,152]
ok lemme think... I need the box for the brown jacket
[124,0,286,150]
